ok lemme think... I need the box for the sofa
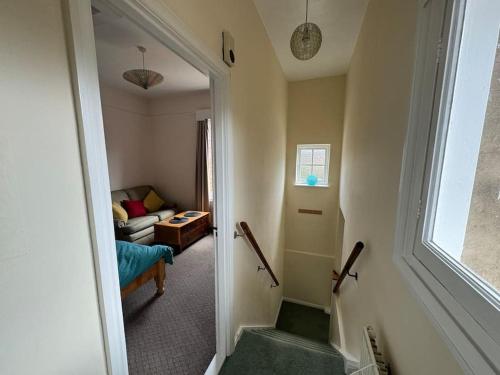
[111,185,176,244]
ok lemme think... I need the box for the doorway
[64,0,233,374]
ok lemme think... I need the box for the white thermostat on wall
[222,30,235,67]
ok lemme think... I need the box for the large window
[295,144,330,187]
[395,0,500,373]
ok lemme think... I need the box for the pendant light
[123,46,164,90]
[290,0,322,60]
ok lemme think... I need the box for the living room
[93,5,216,374]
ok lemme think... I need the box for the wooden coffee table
[154,211,210,251]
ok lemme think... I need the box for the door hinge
[416,199,422,219]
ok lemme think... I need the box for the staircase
[220,302,346,375]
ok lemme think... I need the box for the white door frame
[63,1,234,374]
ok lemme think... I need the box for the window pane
[300,149,313,165]
[430,29,500,294]
[462,34,500,293]
[312,165,325,180]
[313,148,326,165]
[299,165,312,181]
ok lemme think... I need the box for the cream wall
[159,0,287,333]
[0,1,107,374]
[101,85,210,210]
[3,0,286,370]
[284,77,345,308]
[149,90,211,210]
[338,0,463,374]
[100,85,153,191]
[0,2,287,372]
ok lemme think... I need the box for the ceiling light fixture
[290,0,322,60]
[123,46,164,90]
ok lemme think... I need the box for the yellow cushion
[143,190,165,212]
[112,202,128,222]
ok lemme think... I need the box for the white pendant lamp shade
[123,46,164,90]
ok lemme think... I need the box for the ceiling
[253,0,369,81]
[92,4,209,97]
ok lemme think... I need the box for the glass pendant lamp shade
[290,0,322,60]
[123,46,163,90]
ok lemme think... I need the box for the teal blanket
[115,241,174,288]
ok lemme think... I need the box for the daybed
[115,240,174,299]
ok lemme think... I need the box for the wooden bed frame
[120,258,166,299]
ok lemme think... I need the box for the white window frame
[394,1,500,374]
[294,144,331,187]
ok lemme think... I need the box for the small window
[295,144,330,187]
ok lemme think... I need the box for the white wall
[337,0,463,374]
[100,85,210,210]
[284,76,345,308]
[0,2,107,374]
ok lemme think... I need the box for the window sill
[294,183,330,188]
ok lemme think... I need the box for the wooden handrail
[333,241,365,294]
[239,221,279,287]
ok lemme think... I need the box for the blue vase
[306,175,318,186]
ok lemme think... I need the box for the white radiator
[352,326,390,375]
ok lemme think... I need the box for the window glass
[300,149,313,164]
[429,22,500,294]
[295,144,330,186]
[313,149,326,165]
[313,165,325,180]
[300,165,312,180]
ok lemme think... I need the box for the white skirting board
[234,325,275,347]
[282,296,331,315]
[331,342,360,374]
[234,297,283,346]
[203,356,217,375]
[274,297,283,326]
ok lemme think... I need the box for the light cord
[305,0,309,24]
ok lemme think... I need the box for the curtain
[195,119,211,216]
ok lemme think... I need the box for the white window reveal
[295,144,330,187]
[394,0,500,374]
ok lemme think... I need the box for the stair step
[247,328,344,358]
[221,329,345,374]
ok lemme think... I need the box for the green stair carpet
[276,301,330,343]
[220,328,345,375]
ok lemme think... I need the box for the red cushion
[122,200,147,218]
